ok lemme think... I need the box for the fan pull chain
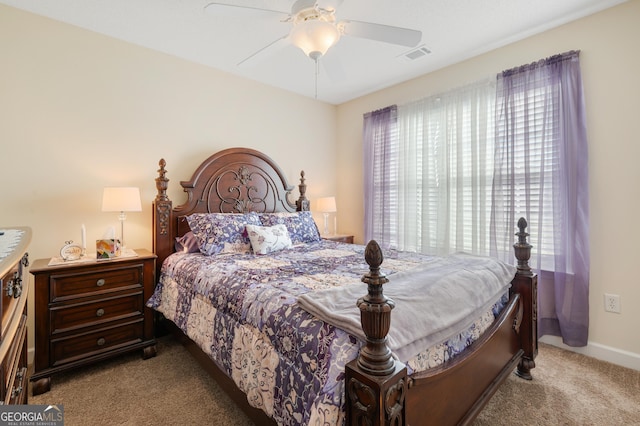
[314,58,319,99]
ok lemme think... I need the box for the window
[364,51,590,345]
[365,80,496,256]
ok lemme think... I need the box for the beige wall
[337,1,640,363]
[0,5,338,355]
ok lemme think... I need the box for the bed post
[512,217,538,380]
[153,158,173,278]
[346,240,407,426]
[295,170,310,211]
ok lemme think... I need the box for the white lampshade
[317,196,337,213]
[102,187,142,212]
[290,20,340,59]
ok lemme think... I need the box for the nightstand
[322,234,354,244]
[29,249,157,395]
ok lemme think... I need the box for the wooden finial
[514,217,533,276]
[296,170,310,211]
[356,240,395,375]
[155,159,169,202]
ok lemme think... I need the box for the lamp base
[322,212,332,236]
[118,211,127,251]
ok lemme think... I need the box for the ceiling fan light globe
[290,20,340,58]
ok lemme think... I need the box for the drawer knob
[16,367,26,381]
[96,308,105,317]
[5,279,13,297]
[96,278,106,287]
[97,338,106,346]
[11,385,23,399]
[13,274,22,298]
[5,272,22,298]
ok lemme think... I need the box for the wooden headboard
[153,147,309,274]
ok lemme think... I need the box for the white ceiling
[0,0,625,104]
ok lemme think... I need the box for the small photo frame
[96,239,121,259]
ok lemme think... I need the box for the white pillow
[246,224,293,255]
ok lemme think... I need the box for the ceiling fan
[204,0,422,67]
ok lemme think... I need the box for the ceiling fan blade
[340,20,422,48]
[237,35,290,68]
[204,2,289,20]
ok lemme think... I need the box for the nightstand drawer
[50,292,144,335]
[51,264,143,302]
[51,320,144,366]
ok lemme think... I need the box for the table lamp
[102,187,142,250]
[316,196,336,236]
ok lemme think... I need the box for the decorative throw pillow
[258,211,321,244]
[174,231,200,253]
[186,212,261,256]
[246,224,293,255]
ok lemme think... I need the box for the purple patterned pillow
[174,231,200,253]
[186,212,261,256]
[258,211,321,244]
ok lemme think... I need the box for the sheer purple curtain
[363,106,397,243]
[490,51,590,346]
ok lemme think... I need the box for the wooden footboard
[405,295,523,425]
[346,220,537,426]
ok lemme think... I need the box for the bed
[149,147,538,426]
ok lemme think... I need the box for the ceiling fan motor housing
[289,1,340,58]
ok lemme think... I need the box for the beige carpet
[30,337,640,425]
[474,343,640,426]
[30,337,254,426]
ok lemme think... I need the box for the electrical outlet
[604,293,621,313]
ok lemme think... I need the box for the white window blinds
[393,79,496,256]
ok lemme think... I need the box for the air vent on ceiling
[398,45,432,62]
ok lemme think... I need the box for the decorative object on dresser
[322,234,354,244]
[101,187,142,250]
[0,227,31,405]
[29,249,157,395]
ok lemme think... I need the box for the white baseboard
[539,335,640,371]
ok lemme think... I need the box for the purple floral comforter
[146,240,508,425]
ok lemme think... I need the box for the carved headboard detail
[153,147,309,275]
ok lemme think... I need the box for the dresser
[0,227,31,405]
[30,249,157,395]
